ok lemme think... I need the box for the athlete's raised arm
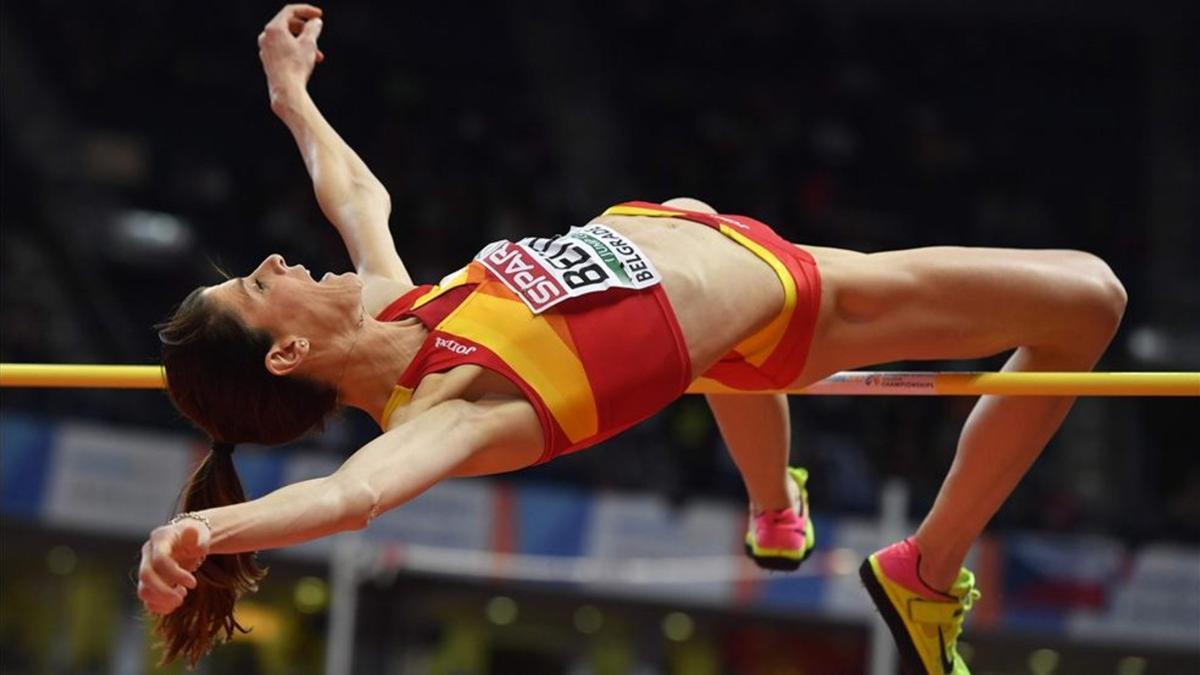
[257,4,414,295]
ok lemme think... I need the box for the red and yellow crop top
[375,220,692,465]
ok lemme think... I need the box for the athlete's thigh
[661,196,718,214]
[793,245,1111,384]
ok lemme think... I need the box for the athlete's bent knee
[1067,250,1127,336]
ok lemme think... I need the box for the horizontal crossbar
[1,363,1196,396]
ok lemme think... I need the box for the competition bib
[474,223,663,314]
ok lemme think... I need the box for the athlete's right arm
[257,4,413,288]
[135,397,544,614]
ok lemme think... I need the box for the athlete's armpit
[448,397,545,476]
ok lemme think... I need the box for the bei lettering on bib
[474,223,663,314]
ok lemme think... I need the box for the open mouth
[317,271,361,286]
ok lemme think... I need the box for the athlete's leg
[705,393,796,511]
[661,197,799,512]
[661,196,717,213]
[797,246,1127,590]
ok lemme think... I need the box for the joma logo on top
[434,336,476,355]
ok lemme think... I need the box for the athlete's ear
[265,336,310,376]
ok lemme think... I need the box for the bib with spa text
[473,223,662,314]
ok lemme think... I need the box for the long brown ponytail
[153,282,336,664]
[155,443,267,667]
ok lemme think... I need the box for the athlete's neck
[333,317,427,423]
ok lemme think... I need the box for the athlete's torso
[381,213,788,414]
[376,210,810,471]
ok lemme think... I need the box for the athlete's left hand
[258,4,325,108]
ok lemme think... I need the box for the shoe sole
[744,541,812,571]
[859,557,930,675]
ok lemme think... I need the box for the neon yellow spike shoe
[744,467,816,571]
[859,538,981,674]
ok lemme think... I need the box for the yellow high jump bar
[1,363,1196,396]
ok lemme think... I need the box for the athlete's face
[204,254,364,375]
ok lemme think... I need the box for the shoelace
[946,585,980,660]
[908,578,981,655]
[960,585,981,612]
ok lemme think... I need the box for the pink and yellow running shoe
[744,467,816,571]
[859,538,981,675]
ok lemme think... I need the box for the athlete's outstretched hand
[258,4,325,108]
[136,519,209,615]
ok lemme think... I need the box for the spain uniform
[377,201,822,464]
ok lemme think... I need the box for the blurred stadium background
[1,1,1198,673]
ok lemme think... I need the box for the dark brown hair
[159,286,337,445]
[154,285,337,665]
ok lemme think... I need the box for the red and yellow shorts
[600,201,823,392]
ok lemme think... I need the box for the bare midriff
[596,214,788,376]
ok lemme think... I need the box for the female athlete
[137,6,1127,672]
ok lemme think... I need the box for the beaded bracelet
[168,511,212,531]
